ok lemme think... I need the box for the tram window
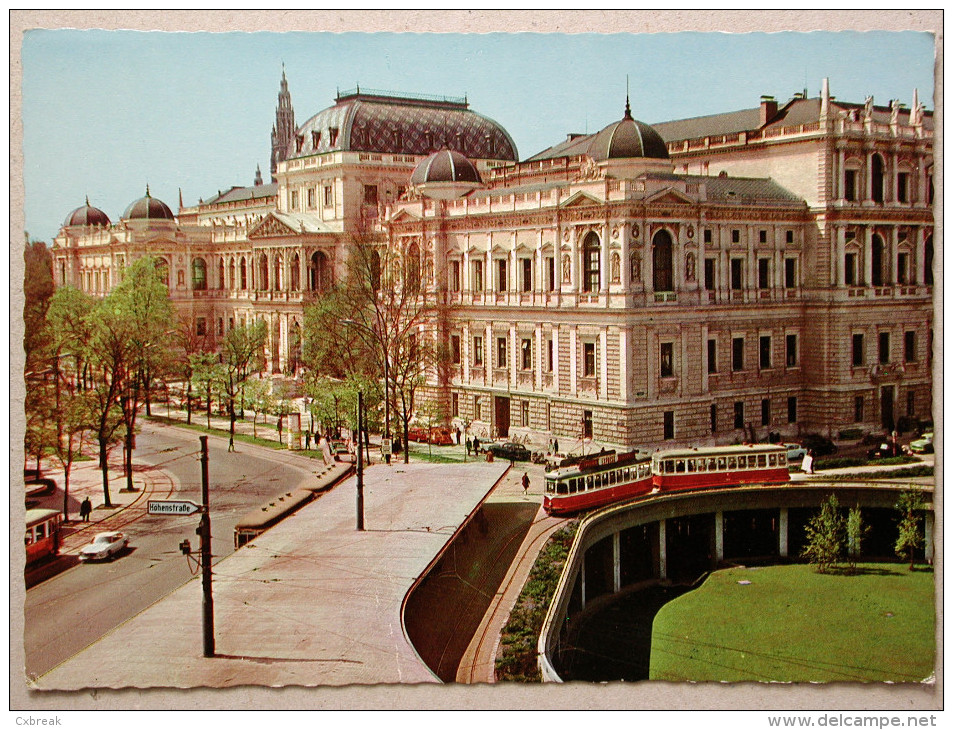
[738,456,747,469]
[35,523,45,539]
[25,530,33,545]
[758,455,767,467]
[697,459,706,473]
[687,459,696,472]
[779,454,787,466]
[558,481,568,494]
[727,457,737,469]
[665,460,675,474]
[610,470,617,485]
[768,454,776,466]
[587,476,595,491]
[675,460,685,473]
[716,457,725,470]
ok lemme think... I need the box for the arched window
[871,234,885,286]
[229,259,236,290]
[218,258,225,290]
[871,154,885,203]
[192,258,207,291]
[155,258,170,288]
[582,232,600,293]
[310,251,329,292]
[652,229,674,292]
[406,243,421,294]
[273,254,283,291]
[240,257,248,290]
[291,253,300,290]
[259,254,269,290]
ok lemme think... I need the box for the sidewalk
[33,459,511,689]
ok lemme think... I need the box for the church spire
[271,66,296,182]
[624,75,633,120]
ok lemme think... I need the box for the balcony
[654,291,678,303]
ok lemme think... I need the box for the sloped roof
[203,183,278,206]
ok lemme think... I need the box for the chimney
[760,95,778,127]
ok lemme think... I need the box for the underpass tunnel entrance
[620,522,659,587]
[666,514,715,583]
[723,508,780,562]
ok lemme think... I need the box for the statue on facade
[610,252,621,284]
[863,96,873,120]
[562,254,572,284]
[629,252,641,282]
[686,252,696,283]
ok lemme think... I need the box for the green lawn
[650,563,935,683]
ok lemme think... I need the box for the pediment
[646,188,695,206]
[248,213,299,239]
[559,191,603,208]
[389,208,420,224]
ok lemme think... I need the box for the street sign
[381,438,392,456]
[148,499,203,516]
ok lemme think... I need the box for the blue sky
[20,29,936,243]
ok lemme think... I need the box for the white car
[79,531,129,562]
[782,443,807,461]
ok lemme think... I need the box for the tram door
[495,396,511,439]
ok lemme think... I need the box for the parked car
[781,443,807,462]
[909,432,934,454]
[867,441,903,460]
[429,428,454,446]
[79,531,129,562]
[407,426,429,443]
[330,440,353,462]
[487,442,532,461]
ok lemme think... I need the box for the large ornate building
[50,74,933,449]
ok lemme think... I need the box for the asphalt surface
[23,421,321,680]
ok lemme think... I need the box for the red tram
[25,508,62,566]
[544,444,790,516]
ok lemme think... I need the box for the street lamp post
[356,390,365,531]
[342,318,390,463]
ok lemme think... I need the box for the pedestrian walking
[465,436,472,456]
[553,438,559,454]
[80,496,92,522]
[305,431,311,449]
[455,427,461,445]
[803,449,815,475]
[473,435,480,454]
[522,472,530,495]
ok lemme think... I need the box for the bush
[802,433,837,456]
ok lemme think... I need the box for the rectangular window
[363,185,378,206]
[904,330,916,362]
[707,338,717,374]
[897,172,909,203]
[496,336,507,368]
[761,398,771,427]
[521,258,532,292]
[758,258,770,289]
[785,258,797,288]
[854,395,864,422]
[452,392,459,418]
[734,401,744,430]
[546,256,556,291]
[660,342,674,378]
[704,258,716,291]
[196,317,206,337]
[521,400,530,428]
[732,337,744,371]
[290,190,299,210]
[583,410,593,439]
[450,261,461,292]
[547,339,554,372]
[879,331,890,364]
[307,187,316,208]
[845,169,857,201]
[474,396,482,422]
[906,390,915,418]
[786,334,798,368]
[759,230,767,244]
[451,335,461,365]
[786,230,794,244]
[472,260,484,291]
[710,404,718,433]
[473,336,483,366]
[583,246,600,293]
[583,342,596,377]
[844,252,857,286]
[704,228,712,244]
[663,411,674,440]
[897,252,909,284]
[787,396,797,424]
[759,335,772,369]
[730,259,743,290]
[323,185,333,207]
[496,259,507,292]
[852,333,865,367]
[732,229,741,244]
[521,338,532,370]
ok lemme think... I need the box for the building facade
[50,74,934,450]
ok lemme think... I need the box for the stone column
[779,507,789,558]
[599,328,608,401]
[658,519,668,580]
[714,511,724,562]
[613,531,621,593]
[569,326,578,397]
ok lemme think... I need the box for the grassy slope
[650,563,935,683]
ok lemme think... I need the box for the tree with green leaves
[845,505,870,574]
[895,488,926,570]
[801,494,845,573]
[189,351,221,430]
[218,320,268,451]
[244,376,275,438]
[176,315,212,425]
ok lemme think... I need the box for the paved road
[24,422,321,680]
